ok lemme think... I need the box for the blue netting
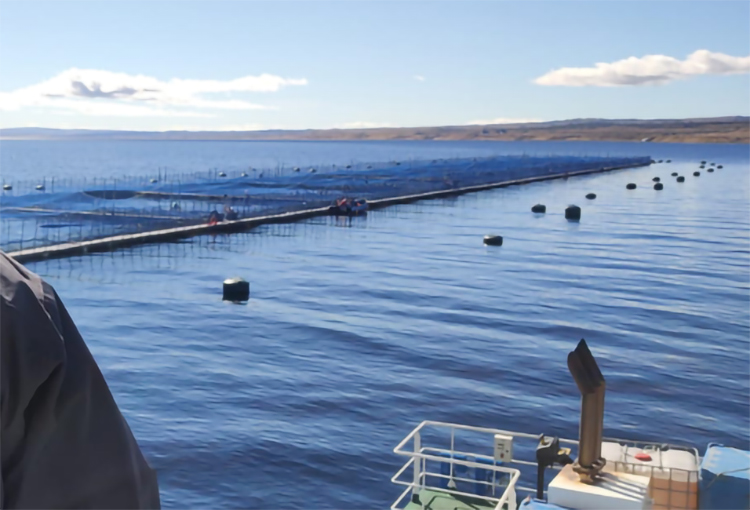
[0,154,650,252]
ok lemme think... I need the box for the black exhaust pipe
[567,339,606,483]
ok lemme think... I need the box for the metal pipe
[568,339,606,482]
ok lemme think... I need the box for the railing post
[413,432,421,497]
[508,487,516,510]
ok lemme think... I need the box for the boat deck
[404,489,500,510]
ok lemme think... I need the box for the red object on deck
[634,452,652,462]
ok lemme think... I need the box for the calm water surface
[3,141,748,509]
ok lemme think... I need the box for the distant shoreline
[1,116,748,144]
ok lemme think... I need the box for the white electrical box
[494,434,513,462]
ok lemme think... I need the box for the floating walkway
[7,161,648,263]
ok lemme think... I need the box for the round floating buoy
[707,168,714,172]
[293,167,300,172]
[531,204,546,213]
[241,172,248,177]
[700,160,706,165]
[626,183,637,190]
[565,205,581,221]
[223,277,250,302]
[658,159,663,163]
[650,159,656,164]
[653,177,660,182]
[483,235,503,246]
[677,176,685,182]
[717,165,723,169]
[671,172,678,177]
[2,184,11,191]
[346,165,351,169]
[309,168,316,173]
[710,162,715,166]
[150,178,158,184]
[654,183,663,190]
[700,165,705,169]
[694,171,700,176]
[218,172,227,177]
[666,159,671,163]
[35,184,45,191]
[586,193,596,200]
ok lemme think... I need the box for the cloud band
[535,50,750,87]
[0,68,307,116]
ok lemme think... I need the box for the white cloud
[414,75,426,82]
[535,50,750,87]
[465,117,543,125]
[0,68,307,116]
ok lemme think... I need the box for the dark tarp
[0,251,160,509]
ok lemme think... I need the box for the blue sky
[0,1,748,131]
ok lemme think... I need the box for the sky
[0,0,748,131]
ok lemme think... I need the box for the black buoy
[483,235,503,246]
[701,160,706,165]
[585,193,596,200]
[671,172,678,177]
[223,277,250,301]
[710,162,715,166]
[2,184,11,191]
[565,205,581,221]
[717,165,723,169]
[346,165,352,169]
[650,159,656,164]
[707,168,714,172]
[677,176,685,182]
[653,177,660,182]
[658,159,663,163]
[700,165,705,169]
[654,183,664,190]
[626,183,637,190]
[666,159,671,163]
[35,184,45,191]
[531,204,546,213]
[694,171,700,176]
[219,171,227,177]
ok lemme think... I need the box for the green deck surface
[404,489,499,510]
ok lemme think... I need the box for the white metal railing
[391,421,702,510]
[602,440,700,510]
[391,421,572,510]
[390,453,521,510]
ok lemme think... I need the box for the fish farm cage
[0,154,651,254]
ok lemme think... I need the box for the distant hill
[1,117,748,143]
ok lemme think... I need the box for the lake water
[2,140,749,508]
